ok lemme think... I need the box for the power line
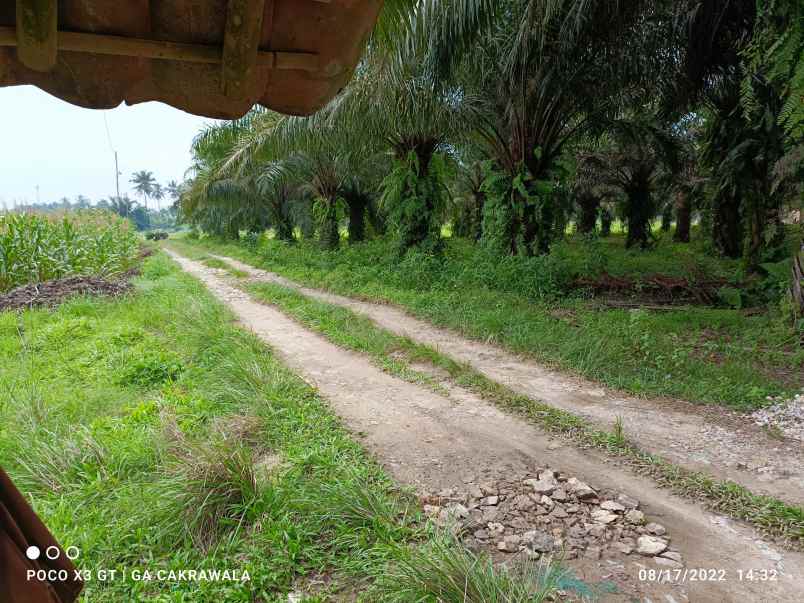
[102,112,121,198]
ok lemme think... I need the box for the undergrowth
[0,252,578,601]
[169,235,802,410]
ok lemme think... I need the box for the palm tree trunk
[344,193,367,243]
[320,198,340,250]
[712,192,742,258]
[673,190,691,243]
[577,193,600,234]
[625,184,652,249]
[600,208,613,237]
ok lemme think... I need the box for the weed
[163,436,260,550]
[374,532,572,603]
[119,349,183,386]
[612,415,626,446]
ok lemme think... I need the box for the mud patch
[0,276,132,311]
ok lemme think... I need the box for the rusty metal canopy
[0,1,382,119]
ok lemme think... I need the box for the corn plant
[0,210,139,292]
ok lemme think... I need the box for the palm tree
[151,183,165,212]
[403,0,672,255]
[130,170,156,211]
[166,180,181,203]
[321,34,469,255]
[579,119,680,249]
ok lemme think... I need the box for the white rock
[526,477,558,495]
[566,477,597,499]
[617,494,640,509]
[497,535,520,552]
[487,522,505,536]
[591,509,618,524]
[480,495,499,506]
[661,551,683,563]
[601,500,626,512]
[625,509,645,524]
[636,535,668,556]
[645,522,666,536]
[551,488,568,502]
[654,556,683,569]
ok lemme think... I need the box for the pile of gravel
[752,393,804,442]
[420,468,684,568]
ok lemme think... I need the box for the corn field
[0,210,139,292]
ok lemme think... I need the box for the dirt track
[209,253,804,509]
[167,249,803,602]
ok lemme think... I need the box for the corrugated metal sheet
[0,1,381,118]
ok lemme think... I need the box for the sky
[0,85,220,208]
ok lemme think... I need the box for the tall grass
[0,210,139,292]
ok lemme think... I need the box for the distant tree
[130,205,150,231]
[109,195,135,218]
[166,180,181,204]
[74,195,91,209]
[130,170,156,210]
[151,183,165,211]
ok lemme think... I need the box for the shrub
[120,350,184,387]
[145,230,169,241]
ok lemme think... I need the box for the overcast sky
[0,85,220,208]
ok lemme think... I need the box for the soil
[573,272,730,305]
[167,249,804,603]
[0,275,132,311]
[208,253,804,509]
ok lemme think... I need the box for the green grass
[226,277,802,548]
[0,252,576,602]
[0,210,139,292]
[169,234,802,411]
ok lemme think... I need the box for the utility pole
[115,151,120,199]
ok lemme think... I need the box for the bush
[145,230,169,241]
[120,350,184,387]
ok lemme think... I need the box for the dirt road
[209,253,804,508]
[167,249,803,602]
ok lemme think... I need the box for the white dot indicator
[26,546,40,560]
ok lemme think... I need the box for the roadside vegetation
[0,210,139,292]
[0,252,578,601]
[171,233,802,410]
